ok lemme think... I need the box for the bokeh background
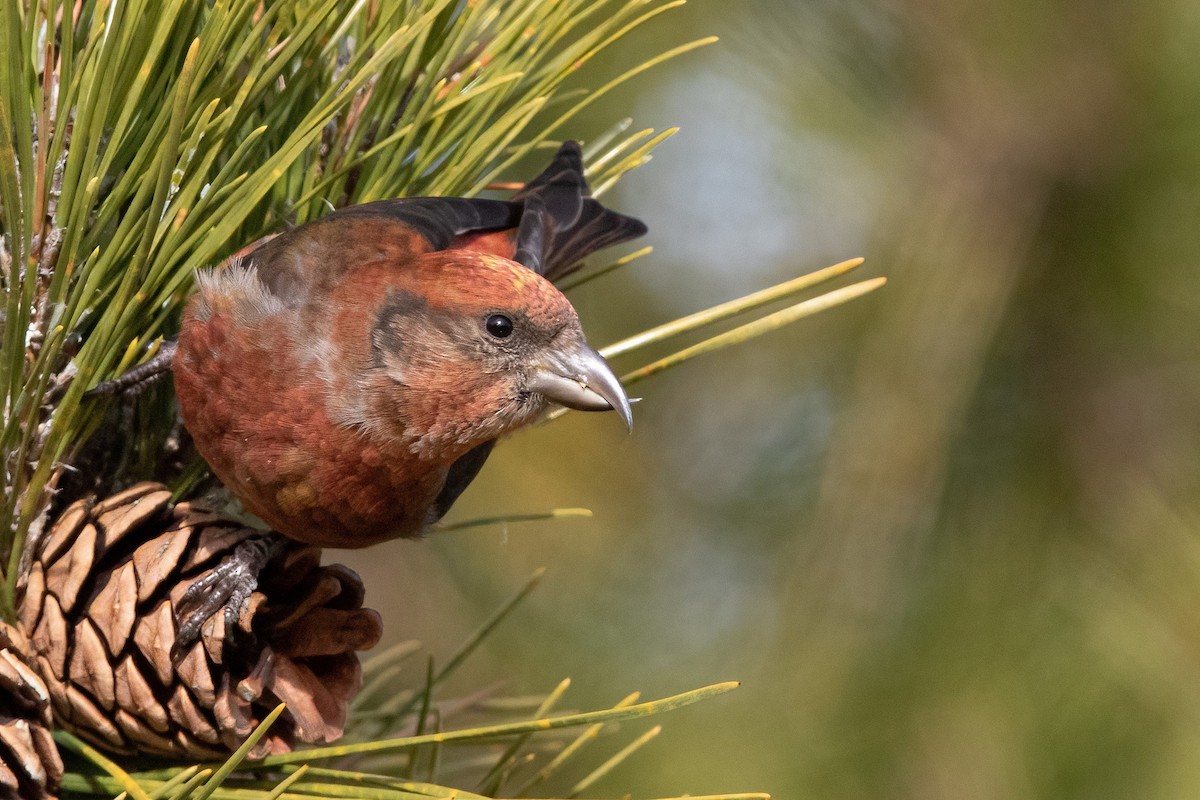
[343,1,1200,797]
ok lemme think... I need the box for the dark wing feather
[513,141,648,281]
[332,144,649,273]
[326,197,521,249]
[512,193,549,273]
[246,142,645,302]
[431,440,497,521]
[245,197,522,303]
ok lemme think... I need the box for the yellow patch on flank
[276,481,318,514]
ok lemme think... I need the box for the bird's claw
[171,531,287,663]
[85,340,177,397]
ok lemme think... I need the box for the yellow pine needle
[590,127,680,197]
[479,693,574,712]
[593,127,678,179]
[542,36,718,145]
[359,639,425,680]
[275,766,494,800]
[157,767,213,799]
[513,691,644,795]
[259,681,741,765]
[144,764,201,798]
[586,126,653,174]
[569,724,662,797]
[432,568,546,686]
[601,257,866,360]
[558,245,654,292]
[111,336,143,379]
[477,677,573,794]
[196,703,288,800]
[52,731,153,800]
[263,764,308,800]
[436,507,593,532]
[538,677,574,716]
[573,0,691,73]
[582,117,635,161]
[351,662,411,715]
[621,277,886,386]
[546,267,881,423]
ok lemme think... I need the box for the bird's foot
[171,530,289,663]
[85,340,177,397]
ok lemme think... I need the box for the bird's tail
[513,142,648,282]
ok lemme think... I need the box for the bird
[173,140,641,546]
[106,141,646,649]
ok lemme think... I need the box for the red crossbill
[172,141,642,550]
[100,142,645,650]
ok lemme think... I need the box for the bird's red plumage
[172,142,644,548]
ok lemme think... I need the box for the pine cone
[0,621,62,799]
[17,483,382,759]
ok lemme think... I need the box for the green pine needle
[435,507,594,532]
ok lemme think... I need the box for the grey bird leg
[171,530,289,663]
[86,340,178,397]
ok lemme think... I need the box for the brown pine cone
[17,483,383,759]
[0,621,62,799]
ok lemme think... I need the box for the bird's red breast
[174,271,443,547]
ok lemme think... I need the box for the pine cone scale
[37,504,88,567]
[90,561,138,655]
[180,524,255,574]
[31,596,67,681]
[132,528,190,603]
[43,523,95,615]
[1,720,48,786]
[272,607,384,657]
[67,619,115,711]
[56,682,124,751]
[92,487,172,552]
[113,657,170,733]
[0,758,21,795]
[114,708,176,754]
[0,651,47,709]
[213,674,255,741]
[17,563,43,635]
[133,601,177,685]
[175,643,217,707]
[0,622,62,799]
[168,685,221,746]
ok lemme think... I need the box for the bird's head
[349,250,630,458]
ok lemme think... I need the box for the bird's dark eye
[486,313,514,339]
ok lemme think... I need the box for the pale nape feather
[191,258,286,323]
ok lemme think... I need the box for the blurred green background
[343,1,1200,797]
